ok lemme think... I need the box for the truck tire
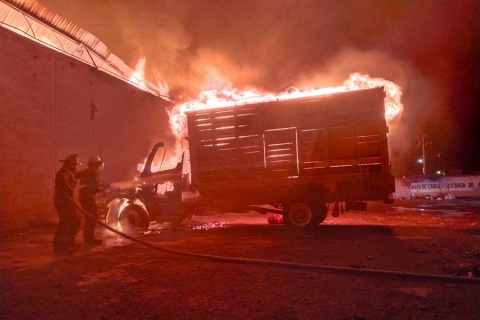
[118,204,150,233]
[283,202,317,228]
[105,198,127,225]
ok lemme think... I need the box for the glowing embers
[186,221,230,231]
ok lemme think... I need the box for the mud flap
[332,199,340,217]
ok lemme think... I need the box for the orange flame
[129,56,147,89]
[168,73,403,139]
[129,57,170,97]
[153,69,169,97]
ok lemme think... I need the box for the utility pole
[421,134,426,175]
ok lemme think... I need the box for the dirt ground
[1,200,479,320]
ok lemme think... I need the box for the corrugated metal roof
[0,0,168,99]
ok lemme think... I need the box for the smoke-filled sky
[40,0,479,172]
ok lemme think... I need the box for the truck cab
[104,142,198,232]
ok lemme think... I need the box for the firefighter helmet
[88,155,103,164]
[88,155,104,170]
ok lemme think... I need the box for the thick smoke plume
[40,0,479,173]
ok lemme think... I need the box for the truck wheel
[105,198,128,225]
[283,202,316,228]
[118,204,150,233]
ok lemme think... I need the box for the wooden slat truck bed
[187,87,393,197]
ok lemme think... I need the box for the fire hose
[71,200,480,285]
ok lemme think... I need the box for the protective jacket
[54,166,77,204]
[76,167,100,205]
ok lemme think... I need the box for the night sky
[40,0,479,173]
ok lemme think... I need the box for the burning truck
[105,86,395,230]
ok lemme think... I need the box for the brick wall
[0,27,175,231]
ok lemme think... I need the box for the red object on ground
[267,215,277,224]
[267,215,284,224]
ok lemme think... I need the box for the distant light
[436,171,442,174]
[417,158,423,164]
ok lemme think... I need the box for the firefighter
[76,155,107,246]
[53,153,82,250]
